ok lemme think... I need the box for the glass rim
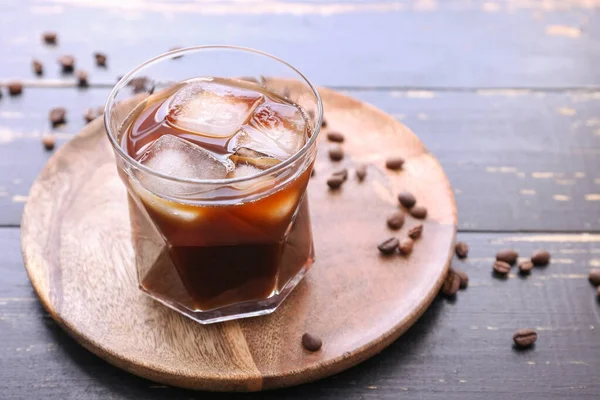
[104,45,323,185]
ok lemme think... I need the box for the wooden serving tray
[21,87,456,391]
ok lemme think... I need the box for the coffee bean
[310,168,316,177]
[326,175,344,190]
[399,238,414,255]
[442,269,460,296]
[518,260,534,275]
[128,77,150,93]
[386,212,405,230]
[531,249,550,266]
[49,107,66,127]
[397,191,416,208]
[332,168,348,181]
[454,269,469,289]
[32,59,43,76]
[378,237,399,255]
[356,164,367,181]
[169,46,184,59]
[7,82,23,96]
[407,224,423,240]
[42,134,55,151]
[589,268,600,286]
[513,329,537,348]
[301,333,322,352]
[83,108,99,123]
[94,52,107,67]
[42,32,57,45]
[328,145,344,161]
[321,118,327,128]
[327,132,345,143]
[493,260,511,276]
[455,241,469,258]
[58,55,75,73]
[76,70,89,87]
[496,249,518,265]
[385,156,405,170]
[410,205,427,219]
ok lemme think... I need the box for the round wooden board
[21,87,456,391]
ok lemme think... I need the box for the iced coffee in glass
[104,46,322,323]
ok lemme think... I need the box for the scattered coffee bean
[531,249,550,266]
[409,205,427,219]
[169,46,184,59]
[301,333,322,352]
[493,260,511,276]
[326,132,345,143]
[588,268,600,286]
[513,329,537,348]
[83,108,100,123]
[496,249,518,265]
[328,145,344,161]
[128,77,150,93]
[455,242,469,258]
[442,269,460,296]
[378,237,399,255]
[42,134,55,150]
[332,168,348,181]
[397,191,416,209]
[32,59,44,76]
[94,52,107,67]
[326,175,345,190]
[310,168,316,177]
[399,238,414,255]
[356,164,367,181]
[407,224,423,240]
[385,156,405,170]
[76,70,89,87]
[58,55,75,73]
[42,31,57,45]
[386,211,405,230]
[518,260,534,275]
[49,107,67,127]
[7,82,23,96]
[321,118,327,128]
[454,269,469,289]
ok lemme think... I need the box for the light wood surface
[20,87,456,391]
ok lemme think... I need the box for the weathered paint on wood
[2,228,600,398]
[0,0,599,88]
[1,88,599,231]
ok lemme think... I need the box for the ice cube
[247,100,307,157]
[226,163,273,190]
[229,164,263,179]
[139,134,234,193]
[231,147,281,170]
[166,80,263,138]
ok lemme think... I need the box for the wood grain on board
[20,88,456,390]
[1,88,599,231]
[4,227,600,399]
[0,0,599,88]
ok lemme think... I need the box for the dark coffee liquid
[122,78,314,311]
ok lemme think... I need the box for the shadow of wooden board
[0,0,599,87]
[1,88,599,231]
[20,88,456,390]
[3,228,600,398]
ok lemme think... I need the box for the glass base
[139,262,312,324]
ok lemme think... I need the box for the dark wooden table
[1,1,599,399]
